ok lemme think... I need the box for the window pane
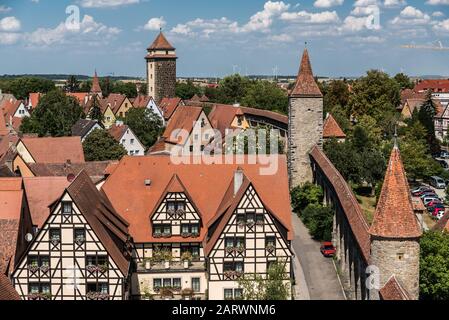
[191,224,199,233]
[256,214,264,223]
[49,229,60,241]
[163,225,171,234]
[225,238,234,248]
[181,224,189,233]
[28,256,38,266]
[41,284,50,294]
[223,262,233,271]
[75,229,85,240]
[63,202,72,214]
[163,278,172,287]
[99,283,108,294]
[266,237,276,247]
[29,284,39,293]
[191,246,200,257]
[235,262,243,272]
[153,279,161,288]
[86,256,96,266]
[173,278,181,288]
[234,289,243,299]
[224,289,233,299]
[167,202,175,210]
[40,256,50,267]
[246,213,255,222]
[236,238,245,247]
[192,278,200,292]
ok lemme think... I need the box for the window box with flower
[86,292,109,300]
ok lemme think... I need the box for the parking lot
[411,181,447,229]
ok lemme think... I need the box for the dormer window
[62,202,72,214]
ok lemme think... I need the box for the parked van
[430,176,446,189]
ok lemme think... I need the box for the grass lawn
[423,213,437,230]
[356,195,376,225]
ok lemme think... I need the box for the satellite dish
[67,173,76,182]
[25,233,33,242]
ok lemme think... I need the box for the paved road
[291,214,345,300]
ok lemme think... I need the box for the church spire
[369,146,422,238]
[290,48,322,97]
[91,70,102,95]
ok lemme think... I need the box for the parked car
[438,160,449,170]
[427,203,445,212]
[423,197,441,205]
[430,176,446,189]
[441,151,449,159]
[411,186,434,196]
[320,242,336,257]
[426,199,443,208]
[432,208,445,220]
[420,192,438,199]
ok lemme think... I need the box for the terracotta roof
[65,171,131,275]
[370,146,422,239]
[414,79,449,93]
[103,93,126,114]
[71,119,100,138]
[323,113,346,139]
[309,146,371,262]
[159,97,183,120]
[412,197,426,213]
[400,89,426,105]
[1,100,23,119]
[28,161,111,184]
[190,94,201,102]
[91,71,102,94]
[147,137,167,154]
[10,117,22,133]
[240,106,288,125]
[132,95,152,108]
[379,276,411,300]
[291,49,322,97]
[0,274,20,300]
[208,104,243,136]
[0,111,8,136]
[108,123,128,141]
[23,177,70,228]
[66,92,88,104]
[147,31,175,50]
[28,92,42,109]
[20,136,85,164]
[200,95,210,103]
[102,155,293,244]
[162,106,203,144]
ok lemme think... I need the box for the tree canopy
[82,129,127,161]
[124,108,163,149]
[20,90,84,137]
[64,75,80,93]
[0,77,55,100]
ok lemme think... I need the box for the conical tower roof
[91,70,102,94]
[291,48,322,97]
[147,31,175,50]
[370,145,422,239]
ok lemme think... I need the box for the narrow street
[291,214,345,300]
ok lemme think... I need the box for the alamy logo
[365,265,380,290]
[65,5,80,31]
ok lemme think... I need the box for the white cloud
[80,0,139,8]
[26,15,120,46]
[0,16,21,32]
[280,10,340,24]
[433,19,449,32]
[313,0,344,8]
[351,5,379,16]
[0,32,21,45]
[143,17,166,31]
[426,0,449,5]
[171,24,192,35]
[241,1,290,32]
[0,5,12,13]
[345,35,385,43]
[384,0,406,7]
[268,34,294,42]
[170,17,239,38]
[340,16,372,31]
[353,0,379,6]
[432,11,445,17]
[391,6,431,25]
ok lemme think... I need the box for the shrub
[290,182,323,213]
[301,204,333,241]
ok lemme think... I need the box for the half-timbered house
[12,171,132,300]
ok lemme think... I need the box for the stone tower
[145,31,177,103]
[369,145,422,300]
[288,48,323,188]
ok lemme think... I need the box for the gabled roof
[369,146,422,239]
[240,106,288,125]
[1,99,24,119]
[190,94,201,102]
[159,97,183,120]
[71,119,100,138]
[28,92,42,109]
[208,104,243,137]
[379,276,411,300]
[23,177,70,228]
[290,48,322,97]
[0,274,20,300]
[65,171,130,275]
[91,70,102,94]
[20,136,85,164]
[108,123,129,141]
[162,106,204,144]
[400,89,426,105]
[132,95,153,109]
[0,111,9,136]
[66,92,88,105]
[414,79,449,93]
[102,155,293,244]
[102,93,127,114]
[323,113,346,139]
[147,31,175,50]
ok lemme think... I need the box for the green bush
[290,182,323,213]
[301,204,333,241]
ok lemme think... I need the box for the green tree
[100,77,113,97]
[64,75,80,93]
[88,95,104,123]
[0,77,55,99]
[83,129,127,161]
[79,80,91,92]
[112,81,137,98]
[394,73,414,90]
[124,108,163,149]
[301,204,334,241]
[322,80,350,114]
[418,91,439,154]
[420,231,449,300]
[324,139,362,184]
[361,148,386,193]
[216,74,250,104]
[175,80,201,100]
[241,80,288,114]
[138,82,147,96]
[290,182,324,213]
[20,90,84,137]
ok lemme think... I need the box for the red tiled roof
[1,99,23,119]
[132,95,152,108]
[102,155,293,244]
[240,106,288,125]
[91,71,102,94]
[291,49,322,97]
[208,104,242,136]
[103,93,126,114]
[147,32,175,50]
[370,146,422,239]
[309,146,371,262]
[20,136,85,164]
[11,117,22,132]
[23,177,70,228]
[108,123,128,141]
[159,97,183,120]
[28,92,42,109]
[379,276,411,300]
[400,89,426,105]
[414,79,449,93]
[0,111,8,136]
[0,274,20,300]
[66,92,88,104]
[162,106,203,144]
[323,113,346,139]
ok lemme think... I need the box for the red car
[320,242,336,257]
[432,207,445,217]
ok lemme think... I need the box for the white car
[423,197,441,205]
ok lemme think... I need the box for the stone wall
[154,59,176,103]
[288,96,323,188]
[370,238,420,300]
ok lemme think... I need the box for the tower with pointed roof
[288,48,323,187]
[91,70,102,98]
[369,144,421,300]
[145,31,177,103]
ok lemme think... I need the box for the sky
[0,0,448,78]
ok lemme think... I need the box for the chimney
[144,179,151,186]
[234,167,243,196]
[65,159,72,168]
[116,120,124,126]
[233,103,240,108]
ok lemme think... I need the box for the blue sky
[0,0,448,78]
